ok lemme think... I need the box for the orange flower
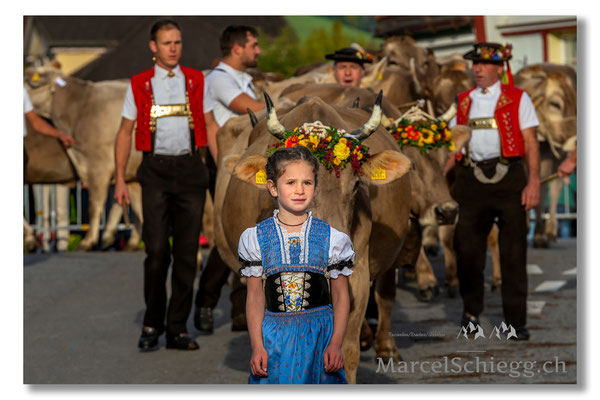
[285,136,299,147]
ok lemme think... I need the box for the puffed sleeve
[238,227,263,277]
[327,227,355,279]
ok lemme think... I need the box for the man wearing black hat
[325,47,373,87]
[445,42,540,340]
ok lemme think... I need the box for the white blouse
[238,211,354,279]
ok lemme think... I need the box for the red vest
[456,84,525,159]
[130,66,207,152]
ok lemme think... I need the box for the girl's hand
[250,347,269,377]
[323,344,344,373]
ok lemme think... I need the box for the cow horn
[247,108,259,127]
[410,57,425,97]
[438,103,457,122]
[346,90,383,141]
[264,92,286,139]
[352,97,360,108]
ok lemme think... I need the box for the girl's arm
[324,275,350,373]
[246,276,268,376]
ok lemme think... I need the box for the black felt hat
[325,47,373,65]
[463,42,513,64]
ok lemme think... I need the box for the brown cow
[215,93,412,383]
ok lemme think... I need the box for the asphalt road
[23,238,577,384]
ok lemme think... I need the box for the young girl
[238,146,354,384]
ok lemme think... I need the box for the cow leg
[488,224,502,292]
[78,173,111,251]
[533,149,553,248]
[415,247,439,302]
[546,178,563,242]
[343,252,370,384]
[374,268,399,362]
[100,201,123,249]
[55,184,70,251]
[439,224,458,297]
[37,184,51,252]
[422,225,439,256]
[23,217,37,253]
[126,182,143,251]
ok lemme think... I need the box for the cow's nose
[435,202,459,225]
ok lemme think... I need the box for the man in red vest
[445,42,540,340]
[114,19,218,351]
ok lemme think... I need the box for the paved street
[24,238,577,384]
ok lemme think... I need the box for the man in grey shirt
[194,25,264,335]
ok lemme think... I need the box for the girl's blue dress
[239,210,354,384]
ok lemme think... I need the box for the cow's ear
[223,154,242,174]
[450,125,472,154]
[361,150,411,185]
[232,154,269,190]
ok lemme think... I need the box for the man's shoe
[460,313,481,329]
[194,307,214,335]
[138,327,161,351]
[510,326,531,341]
[166,333,199,350]
[231,313,248,331]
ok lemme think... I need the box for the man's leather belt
[150,103,190,119]
[468,117,498,130]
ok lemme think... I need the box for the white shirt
[449,80,539,161]
[121,64,209,156]
[205,61,256,127]
[23,87,34,137]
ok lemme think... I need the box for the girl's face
[267,161,316,216]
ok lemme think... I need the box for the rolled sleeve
[518,91,539,130]
[120,83,137,121]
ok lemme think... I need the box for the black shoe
[510,326,530,341]
[460,313,481,329]
[194,307,214,335]
[138,327,162,351]
[166,333,199,350]
[231,313,248,331]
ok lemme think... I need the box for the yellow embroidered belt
[150,103,190,118]
[468,117,498,130]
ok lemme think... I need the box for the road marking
[534,280,567,292]
[563,268,577,275]
[527,301,546,315]
[527,264,543,274]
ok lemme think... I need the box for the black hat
[325,47,373,65]
[463,42,513,64]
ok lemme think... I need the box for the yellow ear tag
[255,169,267,184]
[371,167,386,180]
[32,73,40,82]
[377,72,383,81]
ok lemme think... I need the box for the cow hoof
[375,348,399,363]
[533,236,549,248]
[24,239,38,253]
[76,241,94,252]
[402,266,417,283]
[424,244,439,257]
[446,284,459,298]
[100,237,115,250]
[418,286,440,302]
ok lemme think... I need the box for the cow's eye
[549,100,563,110]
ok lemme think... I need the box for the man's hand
[114,179,130,206]
[521,178,540,211]
[58,132,75,148]
[558,155,576,177]
[443,155,456,176]
[250,346,268,377]
[323,344,344,373]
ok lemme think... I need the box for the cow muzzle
[434,202,459,225]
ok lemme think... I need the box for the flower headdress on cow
[463,42,514,86]
[325,47,374,67]
[263,92,384,178]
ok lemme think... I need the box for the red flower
[285,136,299,147]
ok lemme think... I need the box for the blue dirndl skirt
[249,304,347,384]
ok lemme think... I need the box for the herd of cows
[23,36,577,383]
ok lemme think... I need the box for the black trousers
[137,153,209,336]
[452,161,529,327]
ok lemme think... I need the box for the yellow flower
[309,135,319,146]
[422,129,434,144]
[298,134,305,140]
[418,139,424,147]
[444,129,452,140]
[333,142,351,161]
[294,127,299,132]
[288,282,297,289]
[299,139,309,147]
[357,152,363,161]
[430,124,438,131]
[339,137,347,145]
[448,141,456,151]
[401,132,408,138]
[441,121,447,129]
[333,157,341,166]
